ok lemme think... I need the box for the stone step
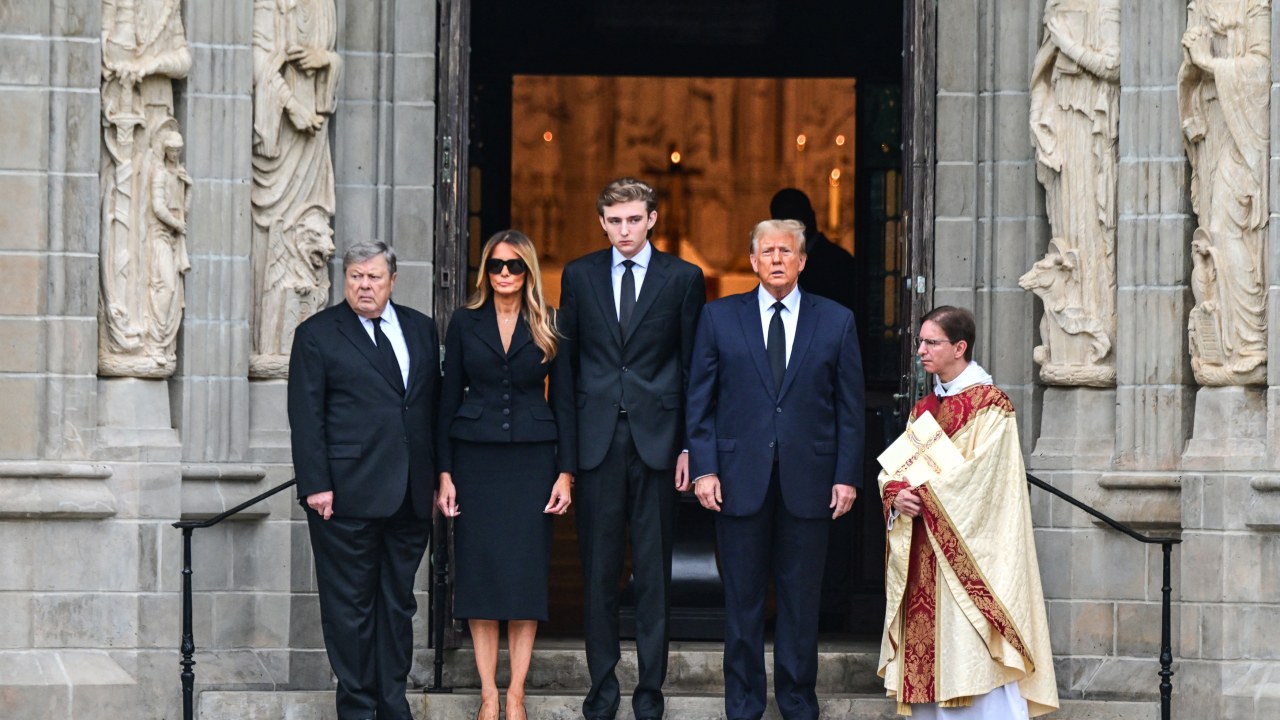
[200,689,1160,720]
[434,639,882,694]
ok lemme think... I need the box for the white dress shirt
[611,241,653,320]
[358,302,411,387]
[757,284,800,366]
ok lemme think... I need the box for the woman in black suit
[436,229,575,720]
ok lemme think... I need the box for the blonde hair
[749,219,807,255]
[467,230,560,362]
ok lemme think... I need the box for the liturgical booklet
[876,410,964,487]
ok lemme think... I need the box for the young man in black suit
[687,219,865,720]
[558,178,706,720]
[288,240,439,720]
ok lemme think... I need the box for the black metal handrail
[172,479,296,720]
[1026,473,1181,720]
[425,513,452,694]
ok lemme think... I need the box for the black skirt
[451,440,558,621]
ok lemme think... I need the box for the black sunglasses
[485,257,528,275]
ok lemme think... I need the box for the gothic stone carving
[249,0,341,378]
[1026,0,1120,388]
[1178,0,1270,386]
[98,0,192,377]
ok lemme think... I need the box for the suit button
[768,441,775,448]
[502,394,510,401]
[776,406,782,413]
[622,366,628,372]
[503,408,511,416]
[502,422,510,430]
[502,379,510,387]
[402,436,408,443]
[503,364,510,372]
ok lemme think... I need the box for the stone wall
[0,1,438,717]
[936,0,1280,717]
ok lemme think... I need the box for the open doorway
[462,0,907,639]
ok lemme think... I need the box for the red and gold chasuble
[877,385,1059,717]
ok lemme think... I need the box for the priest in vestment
[878,306,1058,718]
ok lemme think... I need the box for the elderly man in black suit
[559,177,706,720]
[288,240,439,720]
[687,219,865,720]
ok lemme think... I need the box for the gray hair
[749,219,807,255]
[343,240,397,275]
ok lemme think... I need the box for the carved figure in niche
[250,0,342,378]
[146,128,192,362]
[253,206,335,375]
[99,0,192,377]
[1019,239,1112,382]
[1188,230,1229,371]
[1178,0,1270,386]
[1027,0,1119,387]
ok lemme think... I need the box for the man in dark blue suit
[289,241,439,720]
[686,219,864,720]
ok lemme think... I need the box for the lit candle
[828,169,841,231]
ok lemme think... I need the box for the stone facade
[1,0,1277,718]
[936,1,1280,717]
[0,1,436,718]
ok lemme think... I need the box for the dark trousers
[716,466,830,720]
[576,415,677,719]
[306,497,431,720]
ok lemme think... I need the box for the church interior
[465,0,906,638]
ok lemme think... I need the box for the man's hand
[831,484,857,519]
[307,491,335,520]
[694,474,722,512]
[893,487,922,518]
[674,452,691,491]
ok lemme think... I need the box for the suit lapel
[622,250,672,345]
[335,303,405,395]
[475,300,535,358]
[397,302,421,398]
[508,315,534,357]
[778,293,818,400]
[587,251,623,347]
[736,291,776,396]
[473,302,508,358]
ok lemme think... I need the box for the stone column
[0,1,147,717]
[1110,1,1195,473]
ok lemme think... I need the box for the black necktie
[768,301,786,392]
[373,316,405,392]
[619,259,637,331]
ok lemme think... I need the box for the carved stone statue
[1178,0,1270,386]
[1027,0,1120,387]
[1020,239,1112,380]
[145,128,193,358]
[250,0,341,378]
[252,207,335,376]
[98,0,192,377]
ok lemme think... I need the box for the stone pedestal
[1030,387,1116,469]
[1184,386,1266,470]
[95,378,181,461]
[248,379,292,463]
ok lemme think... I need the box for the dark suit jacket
[686,289,865,518]
[559,247,706,471]
[288,300,440,519]
[436,301,576,474]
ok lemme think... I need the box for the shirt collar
[757,284,801,314]
[362,301,399,328]
[934,361,993,397]
[612,241,653,270]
